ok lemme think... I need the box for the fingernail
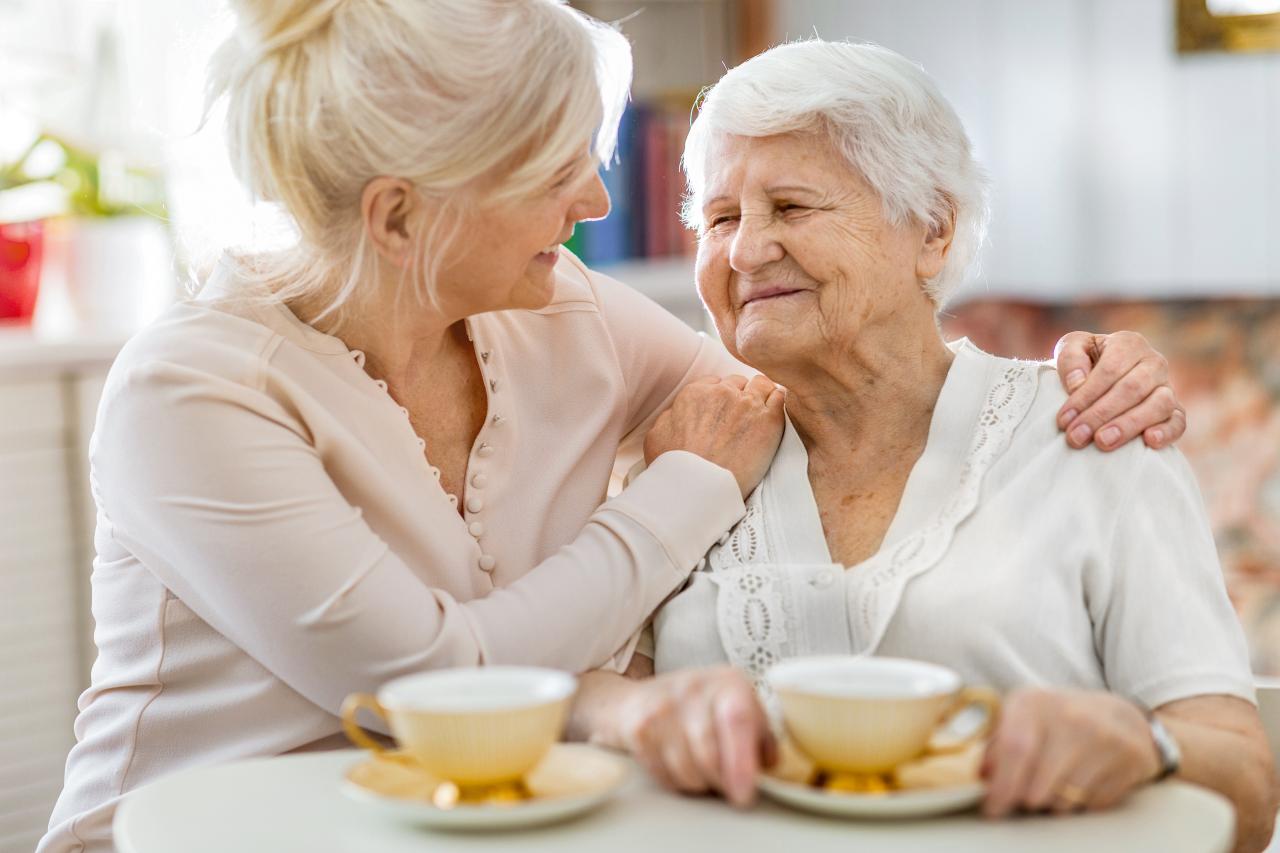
[1069,423,1093,446]
[1098,425,1121,448]
[1059,408,1078,429]
[1066,369,1086,391]
[1149,429,1163,446]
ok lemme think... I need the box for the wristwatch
[1145,710,1181,781]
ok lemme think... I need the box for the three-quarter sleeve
[92,360,744,716]
[1089,447,1256,709]
[585,266,749,441]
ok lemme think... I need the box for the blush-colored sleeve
[1088,447,1256,709]
[91,360,746,716]
[578,263,753,492]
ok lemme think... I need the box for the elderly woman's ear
[361,176,421,268]
[915,202,957,284]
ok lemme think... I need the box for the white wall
[775,0,1280,302]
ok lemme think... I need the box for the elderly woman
[569,40,1276,852]
[41,4,1185,850]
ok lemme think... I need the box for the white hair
[204,0,631,327]
[682,39,989,306]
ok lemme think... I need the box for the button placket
[352,347,460,509]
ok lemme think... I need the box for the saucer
[756,739,985,820]
[341,743,628,831]
[757,773,985,819]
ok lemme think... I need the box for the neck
[288,271,465,391]
[774,319,954,473]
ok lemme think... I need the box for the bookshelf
[568,1,767,328]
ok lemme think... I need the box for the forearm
[1158,709,1278,853]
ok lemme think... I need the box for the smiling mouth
[743,288,805,306]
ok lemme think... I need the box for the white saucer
[757,773,985,819]
[341,743,628,831]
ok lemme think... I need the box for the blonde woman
[40,3,1184,850]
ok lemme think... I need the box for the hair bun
[228,0,347,57]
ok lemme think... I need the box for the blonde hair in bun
[205,0,631,326]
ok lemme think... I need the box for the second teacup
[341,666,576,787]
[767,656,998,775]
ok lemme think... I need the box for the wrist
[1142,707,1181,782]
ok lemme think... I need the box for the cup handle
[341,693,390,755]
[927,687,1001,755]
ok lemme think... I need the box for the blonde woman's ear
[361,177,419,267]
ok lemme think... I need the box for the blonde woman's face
[433,155,610,317]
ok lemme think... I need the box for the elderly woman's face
[694,133,947,370]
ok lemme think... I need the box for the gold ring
[1055,783,1089,807]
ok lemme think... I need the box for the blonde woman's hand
[981,688,1161,817]
[1054,331,1185,451]
[616,666,777,807]
[643,375,785,498]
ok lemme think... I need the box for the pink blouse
[39,252,746,852]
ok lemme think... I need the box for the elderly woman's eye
[708,214,739,229]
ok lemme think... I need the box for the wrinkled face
[694,132,943,373]
[431,150,610,317]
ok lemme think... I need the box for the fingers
[1023,737,1096,814]
[713,682,764,807]
[659,734,708,793]
[982,695,1044,817]
[1058,355,1169,450]
[742,374,777,404]
[682,699,722,794]
[1081,385,1178,452]
[1143,405,1186,450]
[721,374,750,391]
[1053,332,1101,396]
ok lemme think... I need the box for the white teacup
[767,656,998,775]
[341,667,577,787]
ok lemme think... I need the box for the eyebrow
[701,184,822,211]
[763,184,822,198]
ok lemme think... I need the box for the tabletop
[113,749,1236,853]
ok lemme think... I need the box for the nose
[729,212,783,274]
[572,171,611,223]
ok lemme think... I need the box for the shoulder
[96,298,293,452]
[107,299,277,396]
[523,249,603,313]
[955,340,1173,497]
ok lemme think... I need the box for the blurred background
[1,1,1278,850]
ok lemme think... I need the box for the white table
[113,750,1236,853]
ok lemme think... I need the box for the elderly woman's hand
[981,688,1161,817]
[1054,331,1185,452]
[616,665,776,807]
[644,375,785,498]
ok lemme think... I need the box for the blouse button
[491,414,505,428]
[468,521,485,538]
[477,443,494,458]
[489,379,498,393]
[480,351,491,363]
[478,554,497,572]
[417,438,427,450]
[811,570,835,589]
[470,473,488,489]
[466,496,484,513]
[429,466,441,480]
